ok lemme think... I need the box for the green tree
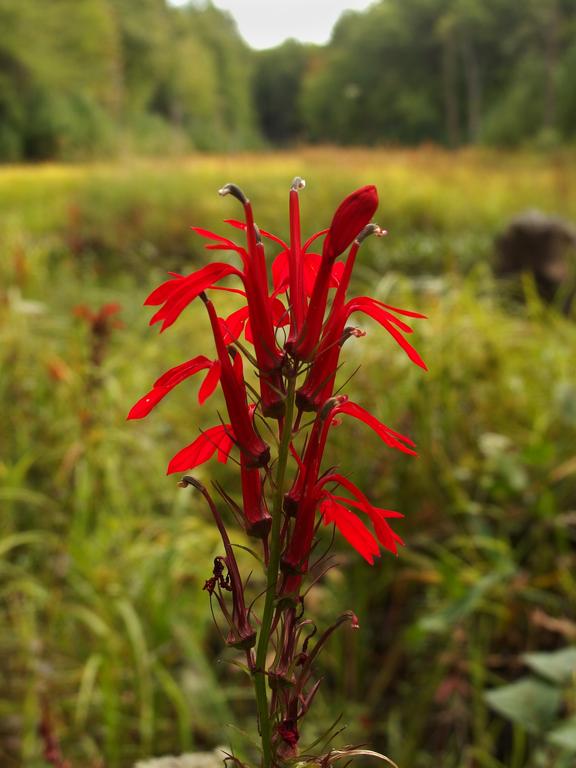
[253,40,313,145]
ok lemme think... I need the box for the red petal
[350,297,413,333]
[198,362,221,404]
[208,285,247,298]
[190,227,249,263]
[301,253,344,297]
[220,306,249,344]
[190,226,239,246]
[167,424,233,474]
[271,297,289,327]
[320,497,380,564]
[224,219,288,250]
[145,274,183,306]
[330,261,346,287]
[149,263,242,331]
[333,496,403,519]
[216,428,235,462]
[347,297,427,370]
[370,507,404,554]
[303,253,321,296]
[245,317,253,343]
[373,300,427,319]
[154,356,212,388]
[302,228,329,253]
[128,387,169,420]
[336,401,417,455]
[128,356,213,419]
[331,495,404,555]
[320,473,373,512]
[272,251,290,295]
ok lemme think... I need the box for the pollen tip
[218,183,249,205]
[320,394,348,420]
[179,475,205,492]
[355,223,384,245]
[290,176,306,191]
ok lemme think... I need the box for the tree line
[1,0,575,161]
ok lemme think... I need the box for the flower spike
[131,177,427,766]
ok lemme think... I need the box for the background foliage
[1,149,576,767]
[2,0,576,160]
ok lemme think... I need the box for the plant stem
[254,375,296,768]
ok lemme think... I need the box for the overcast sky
[171,1,374,49]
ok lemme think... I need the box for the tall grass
[1,149,575,767]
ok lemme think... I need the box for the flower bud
[322,185,379,263]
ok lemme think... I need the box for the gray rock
[494,210,576,312]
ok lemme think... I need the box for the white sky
[171,1,374,49]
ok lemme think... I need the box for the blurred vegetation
[0,0,258,161]
[2,0,576,160]
[1,149,576,767]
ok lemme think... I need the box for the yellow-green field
[1,149,576,768]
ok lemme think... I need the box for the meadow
[1,148,576,768]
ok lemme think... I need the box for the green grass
[1,149,576,767]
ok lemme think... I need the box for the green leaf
[484,677,562,733]
[522,647,576,685]
[75,653,103,727]
[419,565,513,633]
[548,715,576,752]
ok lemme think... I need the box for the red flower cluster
[129,178,426,762]
[129,179,425,562]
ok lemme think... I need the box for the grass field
[1,148,576,768]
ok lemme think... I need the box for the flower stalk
[254,373,297,768]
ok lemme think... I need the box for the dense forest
[1,0,576,160]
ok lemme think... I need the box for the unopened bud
[348,611,360,629]
[218,183,249,205]
[323,185,378,262]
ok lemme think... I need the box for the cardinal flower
[288,185,379,361]
[201,293,270,469]
[130,177,427,768]
[281,394,415,596]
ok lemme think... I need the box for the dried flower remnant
[129,178,426,768]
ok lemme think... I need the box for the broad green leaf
[548,715,576,752]
[484,677,562,733]
[523,647,576,685]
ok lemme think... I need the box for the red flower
[167,423,234,474]
[296,224,426,411]
[288,185,379,361]
[202,294,270,469]
[318,473,404,556]
[320,496,380,564]
[145,263,242,332]
[240,458,272,539]
[133,177,425,576]
[128,356,220,420]
[281,394,414,595]
[218,185,286,417]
